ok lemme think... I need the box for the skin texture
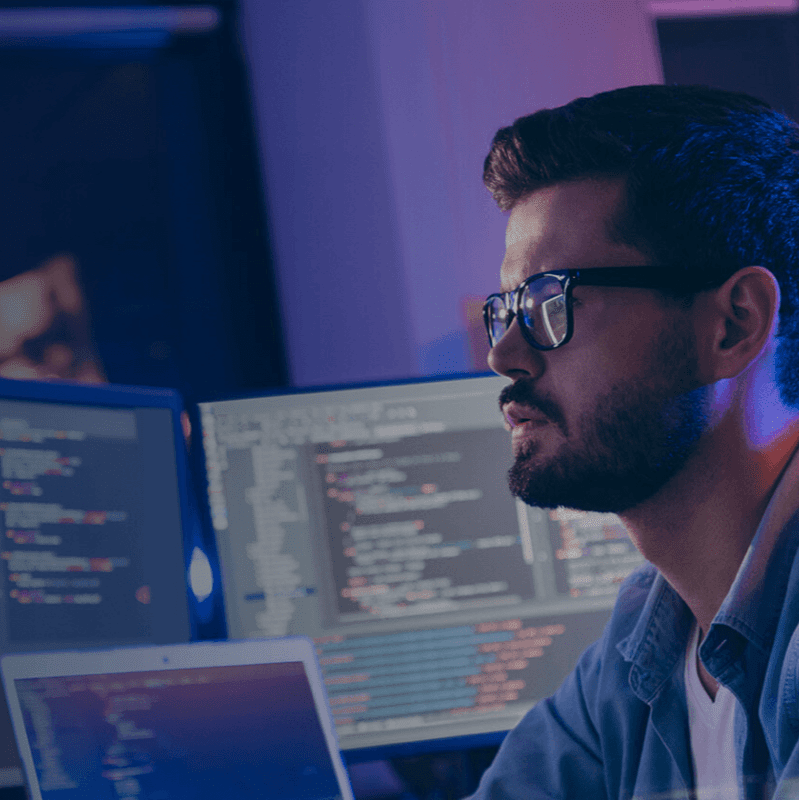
[488,178,799,697]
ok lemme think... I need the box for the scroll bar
[516,499,535,564]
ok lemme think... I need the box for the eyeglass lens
[487,275,569,349]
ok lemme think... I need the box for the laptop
[0,636,354,800]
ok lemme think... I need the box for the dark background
[0,0,286,403]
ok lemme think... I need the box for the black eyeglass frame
[483,266,725,351]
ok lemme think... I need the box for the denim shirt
[468,451,799,800]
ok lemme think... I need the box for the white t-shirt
[685,621,739,800]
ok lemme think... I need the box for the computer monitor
[195,374,644,760]
[0,377,199,787]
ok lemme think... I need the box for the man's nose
[487,318,546,381]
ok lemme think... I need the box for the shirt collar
[617,437,799,689]
[617,569,693,701]
[711,439,799,651]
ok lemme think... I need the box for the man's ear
[698,266,780,381]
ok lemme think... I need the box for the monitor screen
[0,378,195,785]
[196,374,645,758]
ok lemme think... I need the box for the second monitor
[196,374,644,757]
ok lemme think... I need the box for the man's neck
[620,415,799,634]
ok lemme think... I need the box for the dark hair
[484,84,799,407]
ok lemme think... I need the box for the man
[468,85,799,799]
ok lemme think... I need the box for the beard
[502,324,709,514]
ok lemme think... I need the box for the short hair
[484,84,799,407]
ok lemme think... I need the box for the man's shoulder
[469,563,663,800]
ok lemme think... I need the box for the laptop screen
[13,661,345,800]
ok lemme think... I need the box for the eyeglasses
[483,266,723,351]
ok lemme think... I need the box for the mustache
[498,380,568,436]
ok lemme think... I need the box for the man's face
[488,179,709,513]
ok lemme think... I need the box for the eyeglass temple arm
[569,267,723,291]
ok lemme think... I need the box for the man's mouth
[498,380,568,437]
[502,402,551,431]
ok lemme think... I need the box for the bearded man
[469,85,799,800]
